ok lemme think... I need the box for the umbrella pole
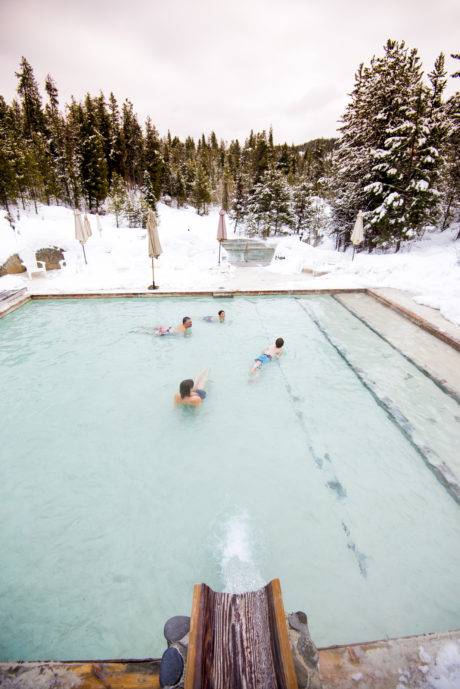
[352,245,355,262]
[81,243,87,264]
[218,242,221,265]
[149,257,159,290]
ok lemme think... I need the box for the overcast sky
[1,0,459,144]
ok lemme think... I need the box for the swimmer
[250,337,284,374]
[174,369,209,407]
[154,316,192,336]
[202,310,225,323]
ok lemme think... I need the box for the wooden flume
[185,578,298,689]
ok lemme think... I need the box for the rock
[0,254,26,276]
[159,646,184,688]
[297,634,319,667]
[288,611,309,634]
[287,612,322,689]
[35,246,65,270]
[164,616,190,644]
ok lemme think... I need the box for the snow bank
[1,203,459,326]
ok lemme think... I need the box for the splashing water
[219,512,265,593]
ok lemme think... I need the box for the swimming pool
[1,296,459,661]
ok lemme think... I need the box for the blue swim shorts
[255,354,272,365]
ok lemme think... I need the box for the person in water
[175,369,209,407]
[202,310,225,323]
[155,316,192,336]
[250,337,284,374]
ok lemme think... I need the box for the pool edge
[2,629,458,688]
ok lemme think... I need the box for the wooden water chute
[185,578,299,689]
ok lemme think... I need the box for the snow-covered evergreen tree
[331,40,450,250]
[440,53,460,231]
[79,94,108,211]
[144,118,164,201]
[107,172,126,227]
[192,164,212,214]
[293,178,314,234]
[246,168,293,237]
[229,173,247,234]
[0,97,19,210]
[142,170,157,210]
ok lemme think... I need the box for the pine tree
[15,57,50,209]
[65,98,83,208]
[142,170,157,210]
[229,173,248,233]
[420,54,449,226]
[331,40,449,250]
[293,178,314,234]
[330,62,372,249]
[95,92,113,183]
[144,118,164,201]
[221,168,230,211]
[120,99,144,185]
[193,164,212,214]
[265,168,294,235]
[124,187,148,227]
[44,75,69,204]
[16,57,46,138]
[174,167,187,207]
[108,172,127,226]
[440,53,460,231]
[79,94,109,211]
[0,97,18,209]
[246,168,293,237]
[108,92,123,179]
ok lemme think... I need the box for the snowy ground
[1,202,459,326]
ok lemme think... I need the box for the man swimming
[250,337,284,374]
[154,316,192,336]
[174,369,209,407]
[202,310,225,323]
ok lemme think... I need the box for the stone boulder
[35,247,65,270]
[0,254,26,277]
[287,611,322,689]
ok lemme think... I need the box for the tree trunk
[440,196,453,231]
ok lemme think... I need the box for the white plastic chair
[22,254,47,279]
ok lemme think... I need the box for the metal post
[81,243,87,264]
[148,257,159,290]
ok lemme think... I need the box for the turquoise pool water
[1,296,459,661]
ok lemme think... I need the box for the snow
[1,203,459,327]
[425,642,460,689]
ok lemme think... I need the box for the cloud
[0,0,458,143]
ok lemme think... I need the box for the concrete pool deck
[1,629,458,688]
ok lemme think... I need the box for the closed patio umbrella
[147,208,162,290]
[351,210,364,261]
[74,209,88,264]
[217,209,227,265]
[83,214,93,242]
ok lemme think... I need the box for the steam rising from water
[219,512,265,593]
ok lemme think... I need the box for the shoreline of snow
[1,202,459,326]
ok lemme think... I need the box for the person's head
[179,379,194,398]
[183,316,192,329]
[218,310,225,322]
[275,337,284,348]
